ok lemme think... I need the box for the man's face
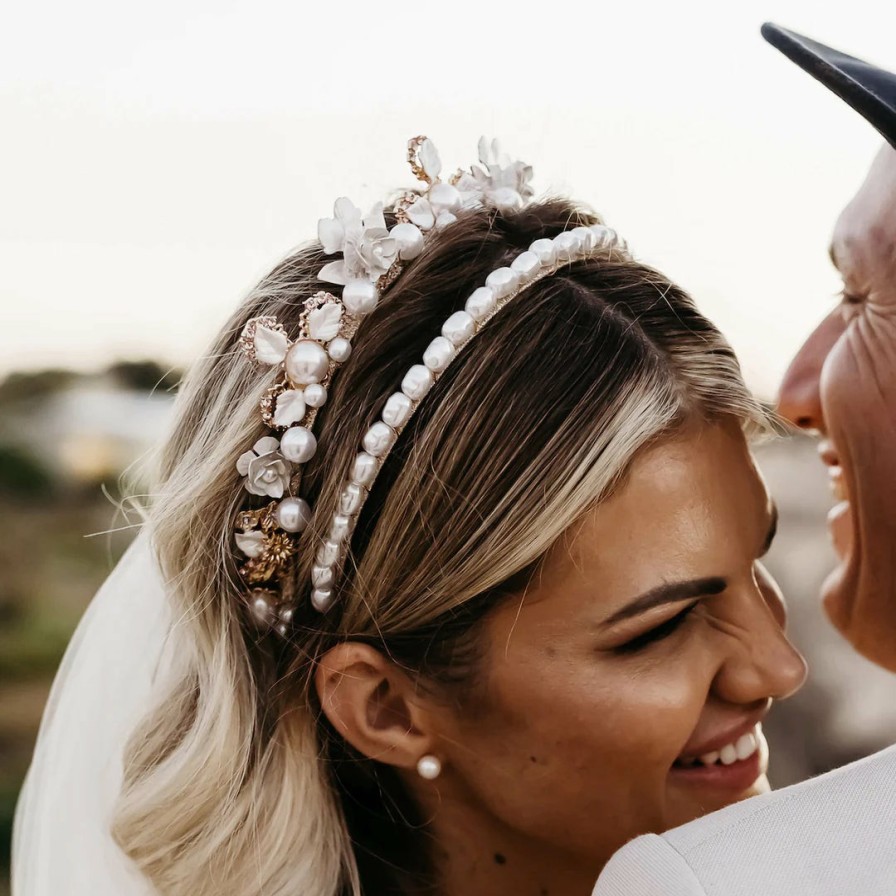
[778,143,896,671]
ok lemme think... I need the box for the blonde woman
[13,139,807,896]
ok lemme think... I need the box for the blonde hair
[112,199,767,894]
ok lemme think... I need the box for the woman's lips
[669,725,769,792]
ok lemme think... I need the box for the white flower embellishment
[318,200,400,286]
[237,436,292,498]
[455,137,535,212]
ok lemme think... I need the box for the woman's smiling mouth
[670,722,769,792]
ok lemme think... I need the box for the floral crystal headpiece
[234,137,625,634]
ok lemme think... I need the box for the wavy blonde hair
[112,199,768,894]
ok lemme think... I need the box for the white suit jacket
[593,743,896,896]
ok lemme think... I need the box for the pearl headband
[233,137,626,631]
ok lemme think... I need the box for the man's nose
[777,308,846,433]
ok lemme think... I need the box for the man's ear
[315,641,438,770]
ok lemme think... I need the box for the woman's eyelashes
[614,602,700,654]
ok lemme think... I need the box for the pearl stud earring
[416,754,442,780]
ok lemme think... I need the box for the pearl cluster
[309,222,626,612]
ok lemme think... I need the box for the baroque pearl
[311,589,335,613]
[529,238,556,265]
[572,225,597,251]
[316,540,341,568]
[280,426,317,464]
[312,565,335,588]
[285,340,329,386]
[590,223,615,247]
[343,280,379,316]
[464,286,496,322]
[382,392,413,428]
[351,452,378,487]
[401,364,434,401]
[553,230,580,261]
[303,383,327,408]
[363,422,397,457]
[416,755,442,780]
[391,222,425,260]
[329,514,351,542]
[485,267,519,298]
[328,337,352,362]
[510,250,541,282]
[275,496,311,533]
[441,311,475,347]
[423,336,456,373]
[339,483,364,516]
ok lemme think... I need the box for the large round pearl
[423,336,456,373]
[280,426,317,464]
[352,452,378,486]
[485,267,519,298]
[441,311,475,347]
[343,280,379,316]
[363,421,397,457]
[428,182,462,214]
[401,364,434,401]
[285,340,329,386]
[328,337,352,362]
[311,589,335,613]
[465,286,497,322]
[416,755,442,780]
[381,391,413,428]
[275,496,311,533]
[303,383,327,408]
[249,590,277,627]
[391,222,425,260]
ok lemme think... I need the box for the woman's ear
[315,641,438,771]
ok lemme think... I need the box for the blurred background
[3,0,896,891]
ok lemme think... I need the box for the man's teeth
[679,731,759,768]
[828,465,848,502]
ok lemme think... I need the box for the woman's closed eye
[613,602,700,654]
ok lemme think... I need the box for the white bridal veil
[12,530,171,895]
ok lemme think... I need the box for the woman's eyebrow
[603,577,727,627]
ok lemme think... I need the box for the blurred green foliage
[0,445,55,499]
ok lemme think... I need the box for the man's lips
[818,440,853,557]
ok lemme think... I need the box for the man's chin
[821,508,896,672]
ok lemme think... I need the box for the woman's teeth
[678,730,759,768]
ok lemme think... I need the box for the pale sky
[2,1,894,398]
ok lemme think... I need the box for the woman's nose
[713,587,808,706]
[777,308,846,433]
